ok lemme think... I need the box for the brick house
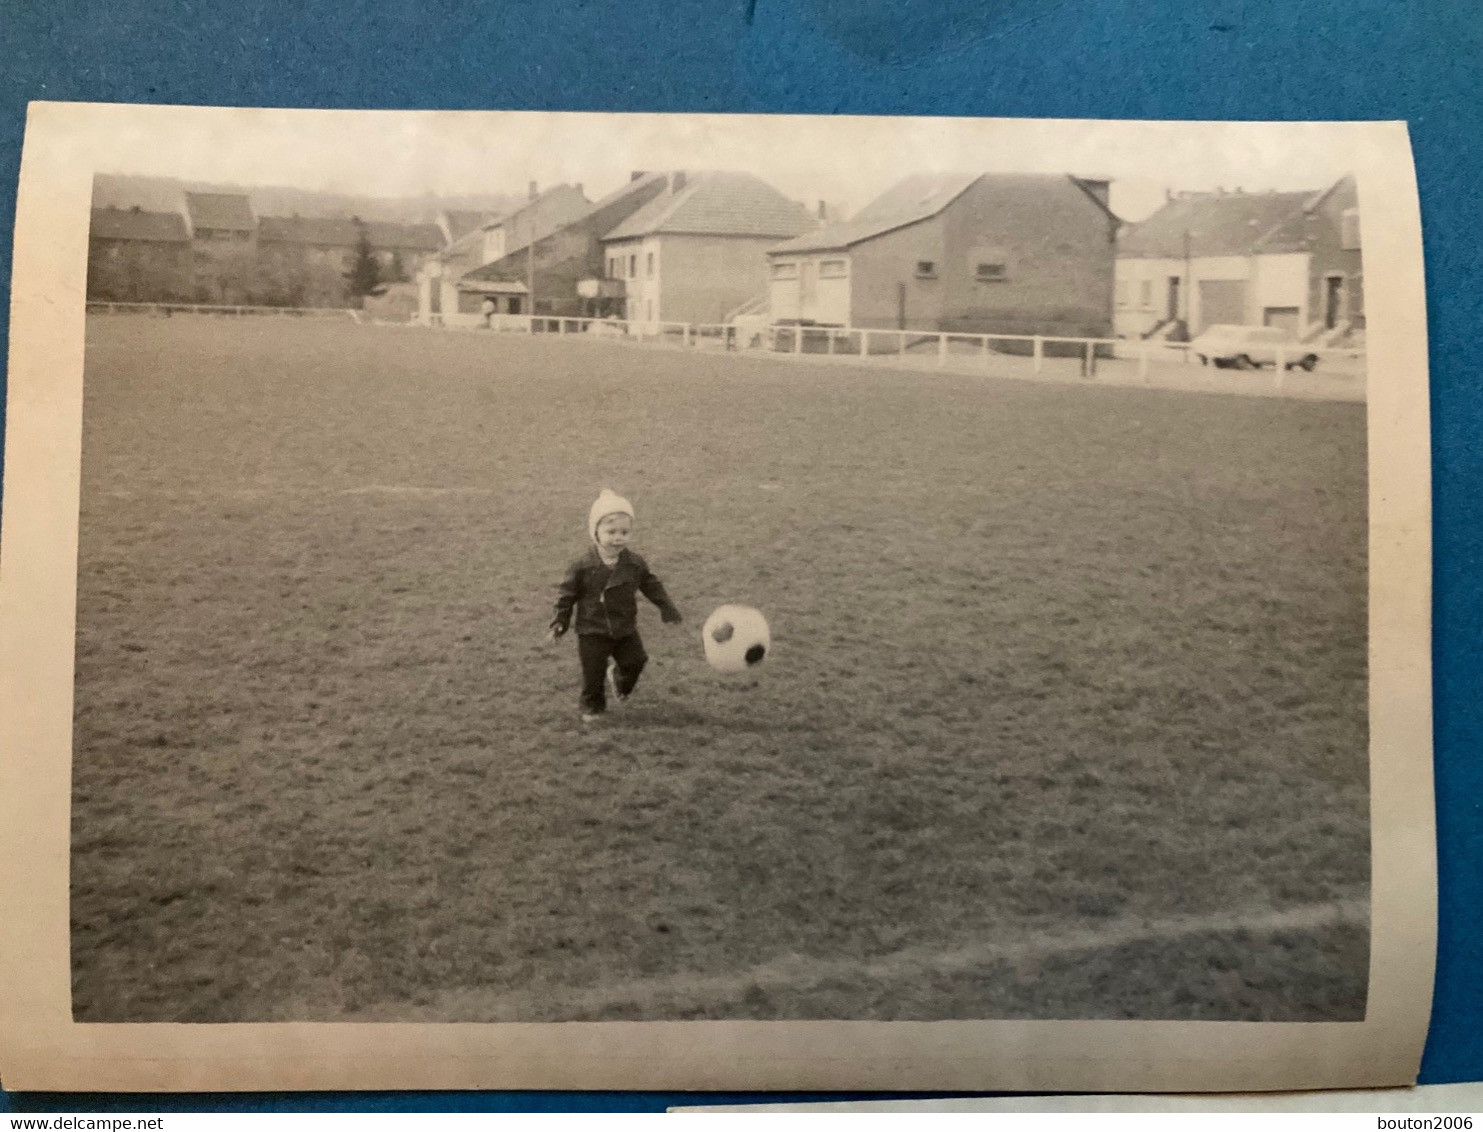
[1115,176,1362,342]
[87,206,194,302]
[457,172,668,319]
[600,172,818,326]
[765,173,1119,340]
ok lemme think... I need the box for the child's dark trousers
[577,632,648,714]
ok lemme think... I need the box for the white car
[1188,324,1321,371]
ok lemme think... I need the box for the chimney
[528,180,538,200]
[817,200,827,220]
[630,170,646,182]
[575,183,583,197]
[670,171,686,193]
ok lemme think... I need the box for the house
[1115,177,1362,342]
[184,191,256,243]
[259,217,443,277]
[87,206,194,302]
[456,172,669,319]
[436,209,499,247]
[1245,175,1364,340]
[765,173,1119,340]
[416,183,590,322]
[184,191,257,303]
[599,171,818,326]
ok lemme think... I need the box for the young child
[549,489,684,722]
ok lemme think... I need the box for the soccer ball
[702,604,770,673]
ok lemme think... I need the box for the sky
[77,108,1370,224]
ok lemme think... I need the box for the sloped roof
[90,207,190,243]
[601,172,816,242]
[185,191,255,231]
[583,171,668,216]
[258,216,443,251]
[1118,190,1318,258]
[768,173,980,254]
[459,174,669,286]
[1251,175,1357,254]
[441,209,496,242]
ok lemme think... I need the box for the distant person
[481,296,496,329]
[548,489,684,723]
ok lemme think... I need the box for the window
[818,259,848,279]
[607,257,616,278]
[771,262,798,280]
[1116,280,1127,306]
[1139,280,1152,308]
[975,262,1008,282]
[628,254,637,277]
[1340,207,1361,251]
[915,260,937,278]
[646,252,655,278]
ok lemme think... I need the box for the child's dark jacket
[552,547,682,639]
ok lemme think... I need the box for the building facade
[766,173,1118,340]
[457,173,668,319]
[1115,178,1362,342]
[599,171,817,326]
[87,207,194,302]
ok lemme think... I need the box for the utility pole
[1182,227,1192,332]
[526,180,537,318]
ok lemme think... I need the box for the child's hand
[548,625,566,643]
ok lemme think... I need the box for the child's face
[594,513,632,553]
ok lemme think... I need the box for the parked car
[1188,324,1321,371]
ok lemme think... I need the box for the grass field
[70,315,1370,1023]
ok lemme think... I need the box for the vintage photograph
[57,111,1383,1030]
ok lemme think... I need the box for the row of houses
[414,168,1363,347]
[87,190,448,306]
[87,171,1365,346]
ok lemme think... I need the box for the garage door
[1197,280,1246,332]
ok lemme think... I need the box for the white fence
[425,312,1366,386]
[87,301,363,321]
[91,303,1364,390]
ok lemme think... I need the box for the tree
[344,217,380,302]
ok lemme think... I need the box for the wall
[938,175,1117,338]
[1116,254,1262,335]
[1305,175,1364,331]
[604,236,647,320]
[652,234,778,325]
[768,252,850,324]
[1251,252,1310,327]
[847,218,945,330]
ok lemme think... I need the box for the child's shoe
[580,710,602,724]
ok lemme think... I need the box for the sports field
[70,315,1370,1023]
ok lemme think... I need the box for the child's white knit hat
[589,488,634,542]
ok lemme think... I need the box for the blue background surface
[2,0,1479,1111]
